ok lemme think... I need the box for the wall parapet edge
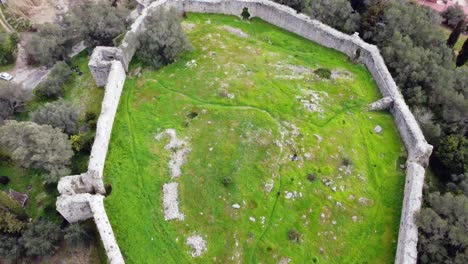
[57,1,432,263]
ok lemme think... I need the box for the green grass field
[104,14,406,263]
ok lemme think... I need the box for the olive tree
[31,100,79,135]
[273,0,307,12]
[137,7,192,68]
[65,1,130,47]
[0,82,31,121]
[34,61,72,100]
[19,220,62,257]
[0,121,73,182]
[417,192,468,263]
[26,23,73,66]
[441,5,466,28]
[307,0,360,33]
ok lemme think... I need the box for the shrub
[0,120,73,182]
[0,176,10,185]
[287,229,302,243]
[222,176,233,186]
[34,61,72,100]
[242,7,251,20]
[31,100,79,135]
[307,174,317,182]
[342,157,353,167]
[314,68,332,79]
[85,111,97,123]
[137,7,192,69]
[0,82,31,121]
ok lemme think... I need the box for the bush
[19,220,62,257]
[0,82,31,121]
[242,7,251,20]
[314,68,332,79]
[307,174,317,182]
[71,132,95,154]
[0,121,73,182]
[222,176,233,186]
[34,61,73,100]
[0,176,10,185]
[31,100,79,135]
[287,229,302,243]
[137,7,192,69]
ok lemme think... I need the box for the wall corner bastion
[56,1,433,263]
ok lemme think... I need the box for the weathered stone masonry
[56,1,432,263]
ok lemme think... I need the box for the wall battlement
[56,1,432,263]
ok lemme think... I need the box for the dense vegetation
[105,13,406,263]
[0,53,104,262]
[26,1,130,66]
[304,0,468,262]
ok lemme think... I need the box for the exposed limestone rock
[162,182,185,221]
[186,235,208,257]
[222,25,249,38]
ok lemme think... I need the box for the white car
[0,72,13,81]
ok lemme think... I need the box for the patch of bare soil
[6,0,70,25]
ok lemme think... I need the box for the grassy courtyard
[104,14,406,263]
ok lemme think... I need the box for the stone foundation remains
[56,1,432,263]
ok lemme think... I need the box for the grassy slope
[0,52,103,219]
[104,14,406,264]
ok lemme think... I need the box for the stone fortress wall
[56,1,433,263]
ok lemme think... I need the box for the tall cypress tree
[456,38,468,67]
[447,20,465,48]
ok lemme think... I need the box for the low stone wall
[56,1,432,263]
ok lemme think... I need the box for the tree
[307,0,360,33]
[0,234,22,259]
[0,210,27,234]
[31,100,79,135]
[0,121,73,182]
[441,5,466,28]
[26,23,73,66]
[19,220,62,257]
[435,134,467,174]
[0,33,19,66]
[417,192,468,263]
[456,38,468,67]
[274,0,307,12]
[0,82,31,121]
[137,7,192,69]
[447,20,465,48]
[34,61,73,100]
[65,1,129,47]
[64,224,92,247]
